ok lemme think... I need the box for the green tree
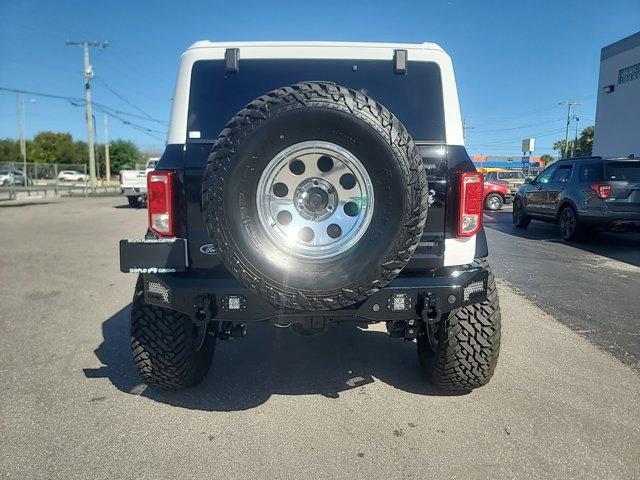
[577,126,594,157]
[109,139,142,173]
[540,154,555,167]
[0,139,20,163]
[28,131,76,164]
[554,126,594,158]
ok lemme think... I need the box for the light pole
[560,101,581,158]
[17,94,35,183]
[573,116,580,157]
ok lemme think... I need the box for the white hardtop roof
[168,40,463,147]
[187,40,445,52]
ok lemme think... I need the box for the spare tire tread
[203,82,428,310]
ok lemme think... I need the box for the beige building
[593,31,640,158]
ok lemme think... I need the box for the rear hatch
[182,56,449,272]
[605,160,640,213]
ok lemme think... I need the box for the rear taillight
[458,172,484,237]
[147,171,175,236]
[590,182,612,199]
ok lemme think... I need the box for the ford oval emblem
[199,244,217,255]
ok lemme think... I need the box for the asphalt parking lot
[485,205,640,370]
[1,196,639,479]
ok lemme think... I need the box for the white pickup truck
[119,158,158,208]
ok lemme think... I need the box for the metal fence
[0,161,121,200]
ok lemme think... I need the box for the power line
[0,86,167,142]
[94,76,167,124]
[0,87,167,125]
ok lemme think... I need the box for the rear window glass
[606,162,640,181]
[188,59,445,142]
[579,164,604,182]
[498,171,524,180]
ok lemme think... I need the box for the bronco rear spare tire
[202,82,428,310]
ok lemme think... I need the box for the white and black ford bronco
[120,41,501,391]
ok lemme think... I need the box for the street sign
[522,138,535,153]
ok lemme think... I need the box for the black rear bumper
[121,238,488,323]
[139,267,487,323]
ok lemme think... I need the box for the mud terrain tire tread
[202,82,428,310]
[130,276,215,389]
[418,258,501,390]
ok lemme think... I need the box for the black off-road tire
[130,276,216,389]
[202,82,428,310]
[127,196,141,208]
[512,198,531,228]
[417,258,501,391]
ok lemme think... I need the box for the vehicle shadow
[484,210,640,267]
[84,304,465,411]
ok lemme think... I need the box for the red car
[484,180,513,210]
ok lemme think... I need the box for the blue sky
[1,0,639,156]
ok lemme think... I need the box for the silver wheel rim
[256,141,374,260]
[488,195,501,209]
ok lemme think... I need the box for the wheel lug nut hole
[277,210,292,226]
[313,180,319,186]
[317,155,334,173]
[272,182,288,198]
[289,159,305,175]
[344,201,360,217]
[298,227,315,242]
[327,224,342,238]
[340,173,357,190]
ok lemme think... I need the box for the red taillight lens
[458,172,484,237]
[147,171,175,236]
[590,182,612,199]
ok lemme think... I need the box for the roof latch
[394,49,407,74]
[225,48,239,73]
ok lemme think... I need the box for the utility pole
[17,93,26,177]
[104,113,111,183]
[560,100,581,159]
[568,115,580,157]
[462,118,467,141]
[66,39,108,188]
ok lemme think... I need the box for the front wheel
[512,198,531,228]
[417,258,501,391]
[130,276,216,389]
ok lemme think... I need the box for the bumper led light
[147,281,170,303]
[222,295,246,311]
[388,294,411,311]
[463,281,485,302]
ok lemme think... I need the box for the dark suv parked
[512,156,640,240]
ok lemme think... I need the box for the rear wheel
[417,258,501,391]
[558,205,583,241]
[127,196,141,208]
[512,198,531,228]
[484,193,504,211]
[130,276,216,389]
